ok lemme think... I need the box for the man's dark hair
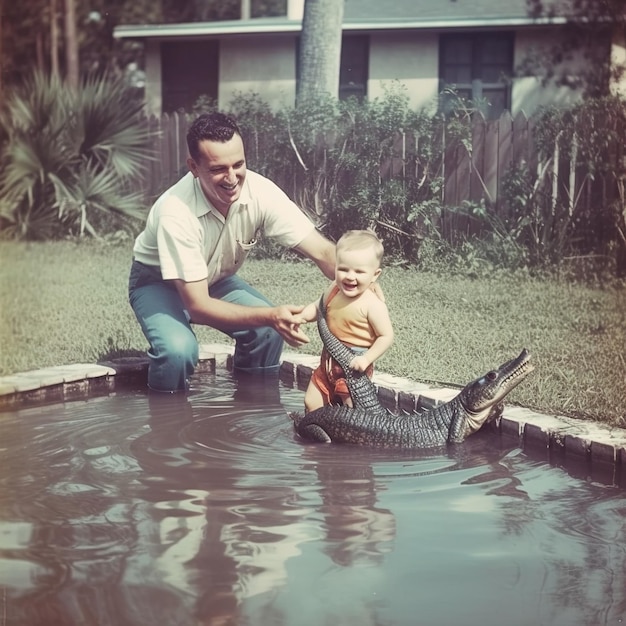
[187,112,242,162]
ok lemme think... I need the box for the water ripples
[1,370,625,626]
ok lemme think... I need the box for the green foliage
[409,96,626,278]
[532,96,626,175]
[523,0,625,97]
[192,94,220,117]
[495,96,626,272]
[214,83,450,264]
[8,74,623,276]
[0,1,289,96]
[0,71,152,240]
[192,87,624,278]
[0,0,49,87]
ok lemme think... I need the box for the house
[114,0,625,119]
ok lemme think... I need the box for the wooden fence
[142,112,191,201]
[444,110,532,210]
[138,110,623,240]
[384,110,620,214]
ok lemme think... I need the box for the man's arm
[294,230,336,280]
[171,278,311,347]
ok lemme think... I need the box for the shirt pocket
[236,226,261,251]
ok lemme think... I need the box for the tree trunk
[51,0,59,77]
[64,0,79,88]
[296,0,344,106]
[0,0,3,97]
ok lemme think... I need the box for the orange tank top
[324,285,378,348]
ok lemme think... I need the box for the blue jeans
[128,260,283,392]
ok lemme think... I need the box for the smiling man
[128,112,336,392]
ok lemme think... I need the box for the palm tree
[0,71,152,240]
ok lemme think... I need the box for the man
[129,112,336,392]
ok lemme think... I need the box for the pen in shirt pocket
[236,237,257,250]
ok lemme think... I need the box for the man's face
[188,134,247,215]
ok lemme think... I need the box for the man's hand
[271,305,311,347]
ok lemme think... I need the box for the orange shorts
[310,347,374,405]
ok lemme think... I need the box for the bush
[206,89,623,278]
[206,84,450,264]
[497,96,626,271]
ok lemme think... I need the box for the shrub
[179,89,626,278]
[497,96,626,270]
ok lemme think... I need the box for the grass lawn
[1,239,625,427]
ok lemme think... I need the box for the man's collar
[192,174,249,220]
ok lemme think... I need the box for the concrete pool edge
[1,342,624,482]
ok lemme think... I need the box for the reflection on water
[0,370,625,626]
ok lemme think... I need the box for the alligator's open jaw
[460,349,534,433]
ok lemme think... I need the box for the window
[439,33,513,119]
[161,41,218,113]
[339,35,369,100]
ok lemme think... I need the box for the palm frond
[51,161,146,233]
[76,73,154,178]
[0,70,151,240]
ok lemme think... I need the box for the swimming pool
[1,369,624,626]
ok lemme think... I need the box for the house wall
[144,40,163,117]
[141,25,619,118]
[611,26,626,98]
[368,32,440,113]
[512,28,586,115]
[219,36,297,110]
[365,28,592,117]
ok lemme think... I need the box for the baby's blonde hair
[336,229,384,264]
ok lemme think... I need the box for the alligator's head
[450,349,534,442]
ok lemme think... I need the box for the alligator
[291,296,533,449]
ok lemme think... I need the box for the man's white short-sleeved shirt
[133,171,316,286]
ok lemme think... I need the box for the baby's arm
[300,301,318,323]
[301,283,337,323]
[349,297,394,372]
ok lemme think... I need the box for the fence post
[483,117,499,205]
[497,110,514,214]
[147,114,162,201]
[568,133,578,217]
[470,112,486,203]
[512,110,529,166]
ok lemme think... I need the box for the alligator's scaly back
[290,295,534,449]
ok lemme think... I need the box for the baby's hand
[350,355,370,373]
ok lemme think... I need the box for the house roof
[114,0,571,40]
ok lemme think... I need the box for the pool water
[1,370,625,626]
